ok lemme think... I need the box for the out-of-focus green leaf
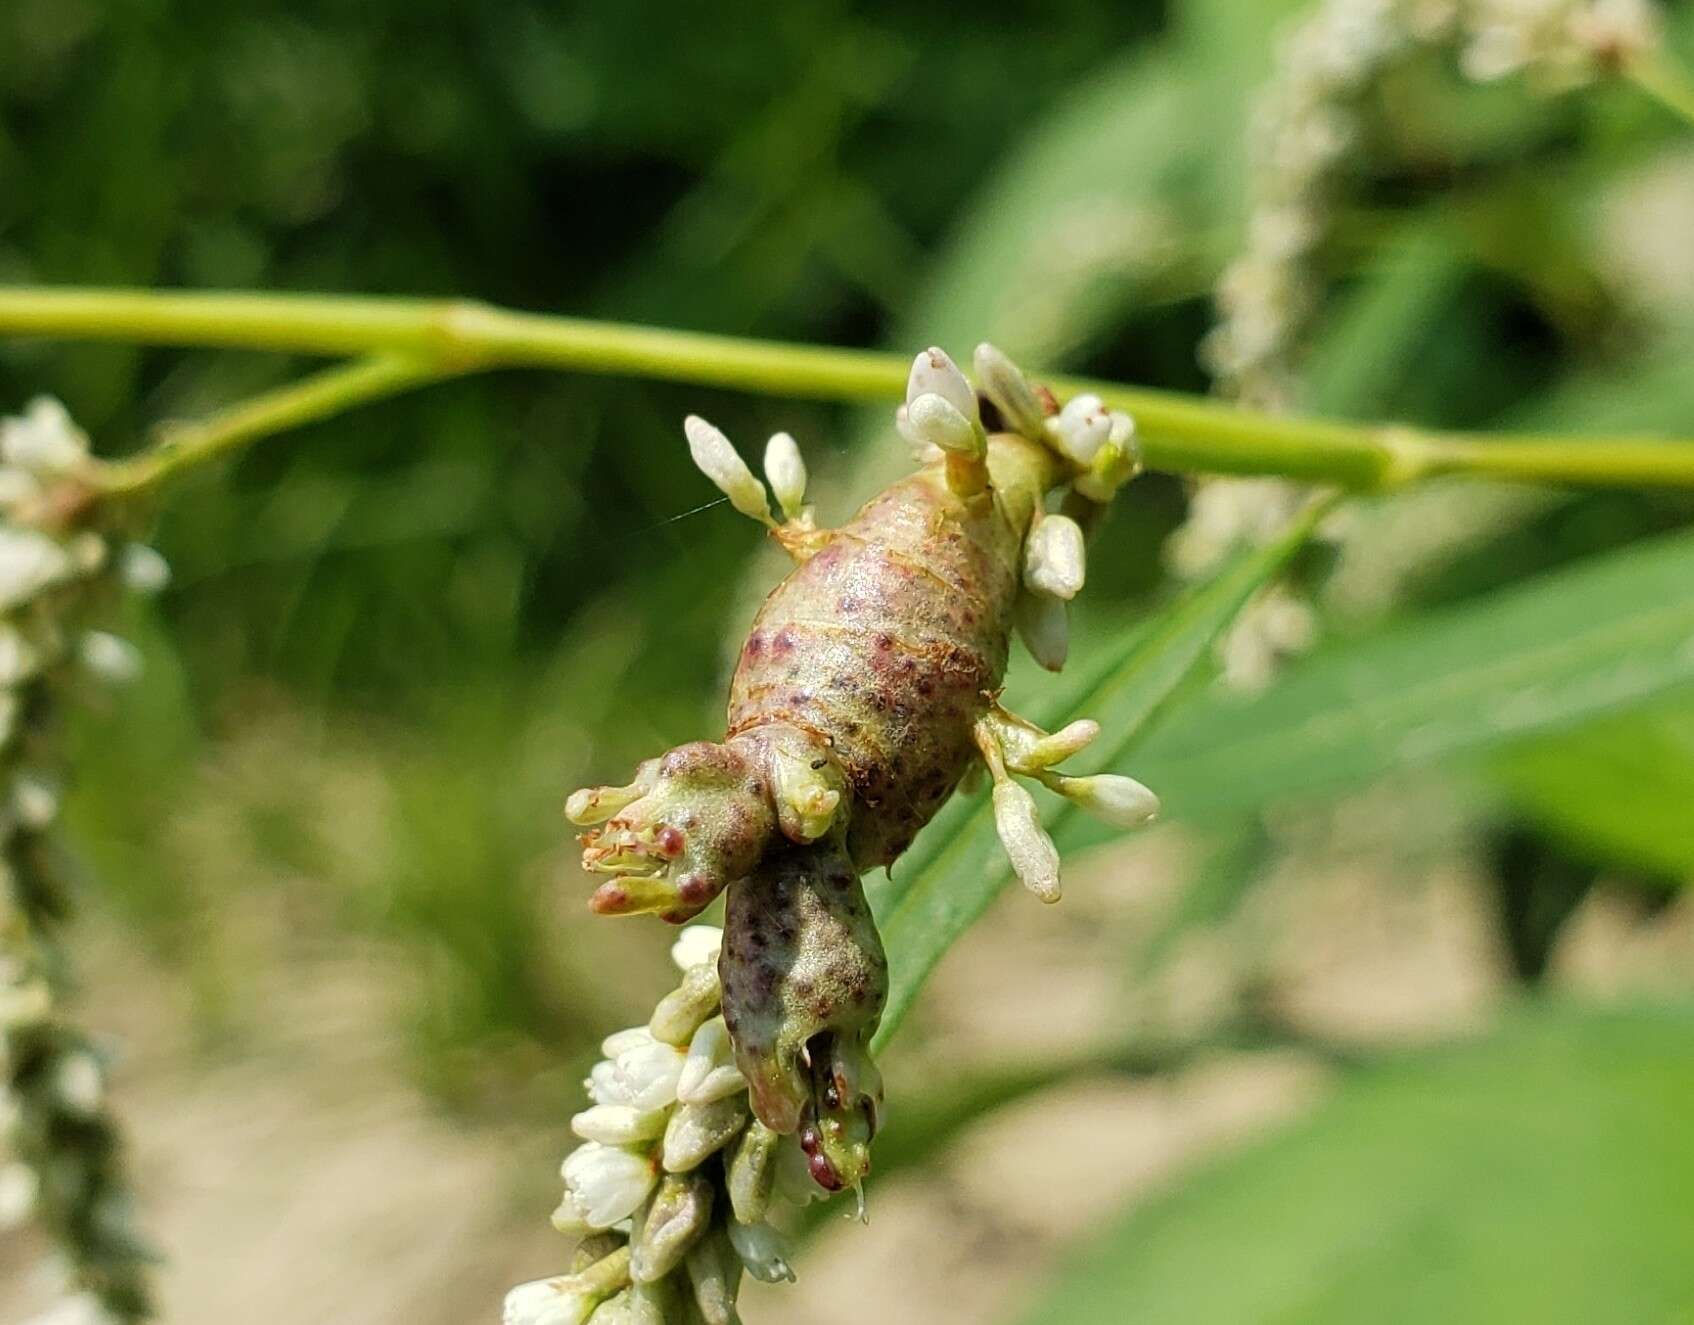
[1070,526,1694,836]
[1494,696,1694,883]
[894,50,1195,366]
[1020,1003,1694,1325]
[868,497,1339,1047]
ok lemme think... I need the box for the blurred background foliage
[4,0,1694,1320]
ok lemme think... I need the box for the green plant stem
[98,354,447,495]
[2,285,1694,498]
[1628,49,1694,130]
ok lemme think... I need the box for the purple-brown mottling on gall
[570,420,1082,1192]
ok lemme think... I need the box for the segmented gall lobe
[729,434,1059,867]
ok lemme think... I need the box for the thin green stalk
[3,285,1694,498]
[95,353,449,496]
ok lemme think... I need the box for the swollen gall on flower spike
[533,345,1161,1322]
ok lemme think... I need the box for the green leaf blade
[1019,1004,1694,1325]
[868,495,1340,1048]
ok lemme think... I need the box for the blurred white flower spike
[0,397,164,1323]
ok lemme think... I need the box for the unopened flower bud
[905,346,978,423]
[504,1277,598,1325]
[507,1248,632,1325]
[566,769,655,826]
[906,393,981,457]
[973,343,1047,438]
[79,631,142,686]
[571,1104,670,1146]
[1045,772,1160,829]
[685,416,773,526]
[1046,393,1111,465]
[119,544,171,594]
[649,961,721,1047]
[560,1144,660,1229]
[677,1017,747,1104]
[13,772,60,829]
[727,1118,780,1224]
[991,778,1061,903]
[631,1171,714,1282]
[670,924,723,973]
[0,528,72,611]
[54,1050,105,1116]
[727,1219,796,1284]
[684,1228,744,1325]
[0,1161,39,1230]
[1073,412,1141,503]
[771,739,845,844]
[662,1094,749,1172]
[0,398,89,473]
[1023,514,1086,600]
[0,623,42,687]
[987,709,1099,774]
[764,432,807,521]
[609,1036,686,1111]
[1014,587,1069,672]
[602,1025,656,1057]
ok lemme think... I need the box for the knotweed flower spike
[1185,0,1666,692]
[0,399,163,1325]
[520,346,1156,1321]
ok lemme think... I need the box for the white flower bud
[726,1219,796,1284]
[79,631,143,686]
[0,1161,39,1230]
[0,467,41,512]
[895,404,941,462]
[54,1050,105,1116]
[0,623,42,686]
[685,1232,742,1325]
[561,1143,660,1229]
[119,544,171,595]
[649,961,720,1047]
[684,416,772,525]
[1014,588,1068,672]
[905,393,981,456]
[1048,773,1160,830]
[601,1025,656,1057]
[1023,514,1086,600]
[66,531,106,574]
[763,432,807,521]
[905,346,978,424]
[0,398,89,474]
[662,1094,748,1172]
[0,528,72,611]
[676,1017,746,1104]
[973,343,1047,438]
[669,925,722,973]
[571,1104,669,1146]
[991,778,1061,903]
[998,717,1099,773]
[585,1059,633,1107]
[22,1292,119,1325]
[13,772,59,829]
[0,978,52,1029]
[1046,393,1111,465]
[504,1277,598,1325]
[611,1038,686,1111]
[631,1171,714,1283]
